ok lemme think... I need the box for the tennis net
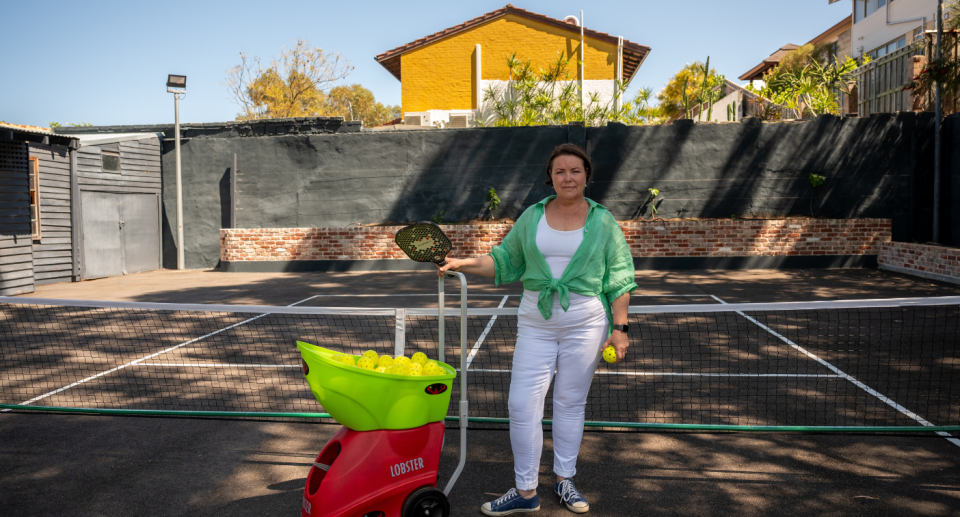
[1,295,959,434]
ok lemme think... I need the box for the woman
[438,143,637,515]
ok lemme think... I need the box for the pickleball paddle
[395,222,453,267]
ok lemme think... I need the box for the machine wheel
[401,486,449,517]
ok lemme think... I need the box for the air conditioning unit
[404,115,423,126]
[449,115,470,128]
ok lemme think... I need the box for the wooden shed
[1,125,79,295]
[0,124,163,296]
[71,133,163,279]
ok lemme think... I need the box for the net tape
[2,296,959,433]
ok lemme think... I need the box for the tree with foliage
[224,38,353,120]
[323,84,401,127]
[656,60,724,120]
[608,87,666,125]
[478,51,658,127]
[748,52,861,118]
[479,51,582,126]
[48,121,93,128]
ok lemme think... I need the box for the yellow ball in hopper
[422,363,444,376]
[388,363,409,376]
[378,355,394,368]
[411,352,428,366]
[407,363,423,376]
[357,357,376,370]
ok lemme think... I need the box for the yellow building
[374,4,650,127]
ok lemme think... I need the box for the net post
[394,308,405,357]
[438,275,445,364]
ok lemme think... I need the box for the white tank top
[523,214,598,311]
[535,214,584,279]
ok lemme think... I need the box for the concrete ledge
[221,260,437,273]
[633,255,877,270]
[879,263,960,286]
[222,255,877,273]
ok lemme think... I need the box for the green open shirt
[489,196,638,329]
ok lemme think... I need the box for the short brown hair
[545,143,593,186]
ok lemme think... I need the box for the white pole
[614,36,623,112]
[580,10,585,112]
[933,0,943,243]
[174,93,184,270]
[475,43,482,122]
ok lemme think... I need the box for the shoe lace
[494,489,519,506]
[558,480,583,503]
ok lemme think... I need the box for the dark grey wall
[70,114,951,269]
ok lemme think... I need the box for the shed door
[119,194,160,274]
[81,192,160,279]
[81,192,123,279]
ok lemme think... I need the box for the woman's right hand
[435,255,496,278]
[437,257,464,277]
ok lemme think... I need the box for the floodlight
[166,74,187,89]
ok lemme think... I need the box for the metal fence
[853,31,960,117]
[853,43,924,117]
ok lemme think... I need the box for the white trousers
[509,291,607,490]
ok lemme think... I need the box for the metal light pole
[933,1,943,243]
[166,75,187,269]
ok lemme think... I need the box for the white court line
[129,363,838,379]
[710,295,960,447]
[139,363,300,368]
[304,294,511,297]
[2,295,321,412]
[460,368,840,378]
[465,295,510,369]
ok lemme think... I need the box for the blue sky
[0,0,850,127]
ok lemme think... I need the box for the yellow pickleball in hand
[603,346,617,363]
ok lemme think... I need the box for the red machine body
[302,421,446,517]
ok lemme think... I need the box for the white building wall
[703,90,742,123]
[851,0,939,58]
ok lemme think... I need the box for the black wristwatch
[612,324,629,334]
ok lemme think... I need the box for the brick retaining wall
[221,219,890,265]
[878,242,960,285]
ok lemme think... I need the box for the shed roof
[1,122,78,147]
[374,4,650,84]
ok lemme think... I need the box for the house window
[870,36,907,59]
[29,156,41,240]
[102,150,121,172]
[857,0,890,23]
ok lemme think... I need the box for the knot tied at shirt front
[535,278,571,320]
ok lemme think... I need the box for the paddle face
[395,222,452,266]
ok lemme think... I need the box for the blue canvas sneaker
[554,479,589,513]
[480,488,541,516]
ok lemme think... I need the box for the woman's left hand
[600,329,629,363]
